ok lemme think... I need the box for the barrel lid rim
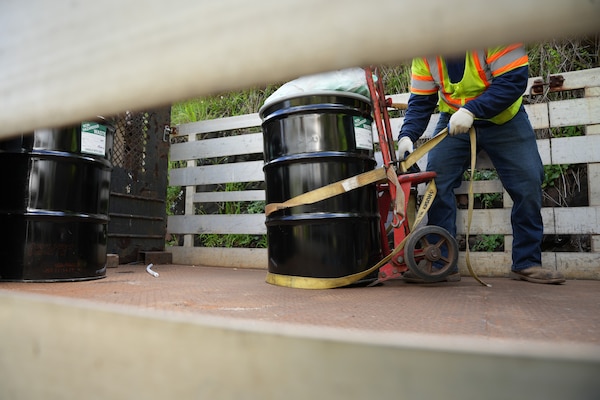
[259,90,372,119]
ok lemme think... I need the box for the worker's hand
[397,136,414,160]
[449,108,474,135]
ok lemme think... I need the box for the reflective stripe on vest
[410,58,438,95]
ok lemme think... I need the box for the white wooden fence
[168,67,600,279]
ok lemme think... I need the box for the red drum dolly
[365,66,459,284]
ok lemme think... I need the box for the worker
[397,43,565,284]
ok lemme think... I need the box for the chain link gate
[107,107,171,264]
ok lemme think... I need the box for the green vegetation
[198,233,267,248]
[379,64,412,95]
[527,37,599,78]
[543,164,569,189]
[171,86,280,125]
[472,234,504,252]
[196,182,266,248]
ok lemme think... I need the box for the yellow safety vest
[410,44,528,125]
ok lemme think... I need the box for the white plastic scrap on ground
[146,263,159,278]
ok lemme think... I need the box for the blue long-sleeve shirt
[399,60,529,142]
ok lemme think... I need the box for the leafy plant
[472,234,504,252]
[171,85,280,125]
[543,164,569,188]
[379,64,411,95]
[555,126,584,138]
[527,36,599,77]
[199,233,266,248]
[464,169,503,209]
[479,192,502,209]
[166,185,183,216]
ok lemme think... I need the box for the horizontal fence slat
[456,206,600,235]
[169,85,599,169]
[549,206,600,235]
[454,180,504,195]
[385,71,600,140]
[169,117,600,187]
[525,103,550,130]
[551,135,600,164]
[537,139,551,166]
[174,114,262,136]
[455,209,512,235]
[381,114,440,140]
[420,134,599,171]
[166,245,600,280]
[194,190,265,203]
[525,68,600,93]
[170,160,264,186]
[168,214,266,235]
[550,97,600,128]
[458,252,600,280]
[168,246,267,269]
[168,206,600,237]
[170,133,263,161]
[389,100,593,142]
[168,134,600,235]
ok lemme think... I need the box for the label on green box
[81,122,107,156]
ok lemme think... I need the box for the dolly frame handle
[365,66,397,168]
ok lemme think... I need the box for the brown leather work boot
[509,266,565,284]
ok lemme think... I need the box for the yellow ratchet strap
[265,167,388,217]
[400,128,448,173]
[465,127,491,287]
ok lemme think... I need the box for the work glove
[448,107,474,135]
[397,136,414,160]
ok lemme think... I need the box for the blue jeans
[427,109,544,271]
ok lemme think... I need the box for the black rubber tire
[404,225,459,282]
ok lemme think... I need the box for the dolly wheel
[404,225,459,282]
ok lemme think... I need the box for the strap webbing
[465,127,491,287]
[265,167,388,217]
[400,128,448,173]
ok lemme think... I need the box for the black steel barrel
[260,91,382,285]
[0,120,114,281]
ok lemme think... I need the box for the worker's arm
[398,92,438,142]
[463,65,529,119]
